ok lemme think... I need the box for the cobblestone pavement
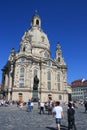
[0,104,87,130]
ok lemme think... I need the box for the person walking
[39,102,45,114]
[27,99,31,112]
[67,102,76,130]
[31,101,34,111]
[52,101,64,130]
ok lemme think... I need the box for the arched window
[19,68,24,87]
[36,19,39,25]
[58,57,60,62]
[47,71,51,90]
[23,47,25,52]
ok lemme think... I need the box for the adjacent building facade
[1,12,69,102]
[71,79,87,101]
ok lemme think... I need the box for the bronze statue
[33,75,39,90]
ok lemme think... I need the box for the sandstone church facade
[2,13,69,102]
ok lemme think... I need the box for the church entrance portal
[18,93,23,102]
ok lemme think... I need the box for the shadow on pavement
[46,125,68,130]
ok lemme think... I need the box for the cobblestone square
[0,104,87,130]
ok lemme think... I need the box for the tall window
[58,57,60,62]
[47,71,51,90]
[59,95,62,100]
[47,61,51,66]
[34,69,37,77]
[19,68,24,87]
[57,72,60,91]
[23,47,25,52]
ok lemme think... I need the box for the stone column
[8,65,13,100]
[4,74,8,89]
[4,74,9,99]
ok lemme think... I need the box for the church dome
[21,12,50,52]
[28,27,50,50]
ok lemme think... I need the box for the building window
[57,73,60,91]
[58,83,60,91]
[34,69,38,77]
[58,57,60,62]
[47,71,51,90]
[36,19,39,25]
[59,95,62,100]
[21,57,25,62]
[57,73,60,82]
[44,51,49,58]
[23,47,25,52]
[20,68,24,77]
[47,61,51,66]
[19,68,24,87]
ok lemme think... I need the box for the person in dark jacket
[84,100,87,112]
[67,102,76,130]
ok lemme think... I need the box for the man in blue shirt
[27,99,31,112]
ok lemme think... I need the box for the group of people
[16,99,77,130]
[38,100,76,130]
[52,101,76,130]
[17,99,34,112]
[38,100,54,115]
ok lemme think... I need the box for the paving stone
[0,104,87,130]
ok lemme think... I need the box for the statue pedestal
[32,90,39,102]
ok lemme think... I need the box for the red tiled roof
[71,79,87,87]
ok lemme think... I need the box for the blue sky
[0,0,87,83]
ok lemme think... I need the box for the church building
[2,12,69,102]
